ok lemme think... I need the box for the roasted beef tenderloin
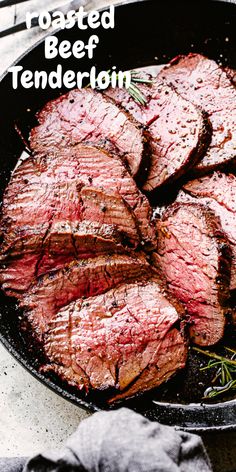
[156,203,231,346]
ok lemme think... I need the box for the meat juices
[106,76,211,192]
[159,53,236,174]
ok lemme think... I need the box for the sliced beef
[43,279,187,399]
[30,88,144,178]
[156,203,231,346]
[159,54,236,174]
[111,329,186,403]
[21,254,150,336]
[0,145,156,296]
[0,221,129,297]
[106,75,211,192]
[178,172,236,292]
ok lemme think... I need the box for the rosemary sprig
[193,346,236,399]
[193,347,236,367]
[128,70,152,105]
[225,347,236,355]
[128,82,147,106]
[86,69,152,106]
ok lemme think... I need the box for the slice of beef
[178,172,236,292]
[156,203,231,346]
[106,75,211,192]
[0,145,156,296]
[30,88,144,178]
[0,221,129,297]
[110,328,186,403]
[158,54,236,174]
[43,279,187,399]
[21,254,150,337]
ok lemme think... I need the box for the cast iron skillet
[0,0,236,432]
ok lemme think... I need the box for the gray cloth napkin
[0,408,212,472]
[0,458,27,472]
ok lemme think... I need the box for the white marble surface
[0,343,89,456]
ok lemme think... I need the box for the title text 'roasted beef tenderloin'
[156,203,231,346]
[30,88,145,178]
[43,279,187,400]
[106,75,211,192]
[21,253,151,336]
[0,145,156,297]
[159,54,236,174]
[178,172,236,292]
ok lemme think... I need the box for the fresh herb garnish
[87,70,152,106]
[193,346,236,399]
[127,82,147,105]
[128,71,152,105]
